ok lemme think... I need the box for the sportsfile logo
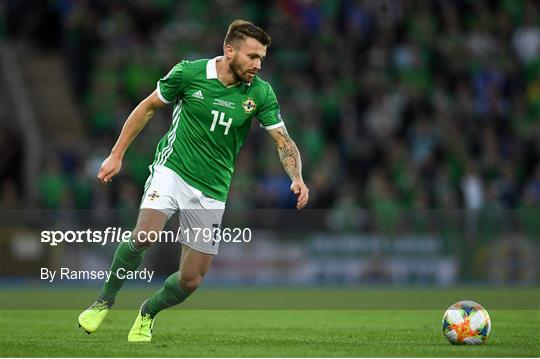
[40,227,252,246]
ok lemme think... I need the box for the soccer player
[78,20,309,342]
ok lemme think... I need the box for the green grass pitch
[1,288,539,357]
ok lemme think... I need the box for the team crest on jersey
[242,98,256,113]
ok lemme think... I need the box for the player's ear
[224,43,235,60]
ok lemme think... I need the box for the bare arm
[267,126,309,209]
[97,90,166,183]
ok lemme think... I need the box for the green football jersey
[151,57,283,202]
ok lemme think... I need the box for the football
[442,300,491,345]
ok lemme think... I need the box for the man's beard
[229,56,249,83]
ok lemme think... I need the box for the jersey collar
[206,56,251,87]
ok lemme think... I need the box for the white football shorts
[140,165,225,255]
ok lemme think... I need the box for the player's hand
[97,154,122,184]
[290,179,309,210]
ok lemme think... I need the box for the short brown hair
[224,19,271,47]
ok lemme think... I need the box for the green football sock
[142,272,191,318]
[98,240,145,306]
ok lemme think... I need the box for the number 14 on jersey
[210,110,233,135]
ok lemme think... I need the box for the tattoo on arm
[275,127,302,180]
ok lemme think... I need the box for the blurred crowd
[2,0,540,212]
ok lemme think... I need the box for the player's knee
[178,273,202,293]
[131,228,155,250]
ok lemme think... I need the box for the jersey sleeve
[256,83,285,130]
[156,62,186,104]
